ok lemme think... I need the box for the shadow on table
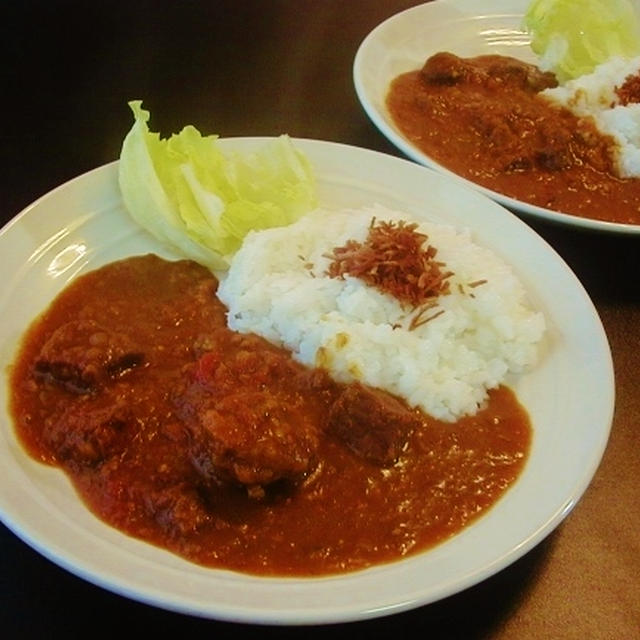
[515,218,640,307]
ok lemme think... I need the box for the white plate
[0,138,614,624]
[353,0,640,235]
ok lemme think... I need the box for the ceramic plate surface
[0,138,614,624]
[353,0,640,234]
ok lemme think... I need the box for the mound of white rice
[542,56,640,178]
[217,205,545,422]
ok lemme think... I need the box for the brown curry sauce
[9,254,530,576]
[387,52,640,225]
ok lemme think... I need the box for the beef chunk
[421,52,557,93]
[176,342,421,493]
[44,396,133,466]
[34,360,96,394]
[534,147,571,171]
[421,51,472,86]
[328,382,421,466]
[143,484,212,537]
[175,347,324,497]
[484,57,558,92]
[183,390,321,496]
[34,321,144,394]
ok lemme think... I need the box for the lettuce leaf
[118,101,317,270]
[523,0,640,82]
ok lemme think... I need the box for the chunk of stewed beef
[175,347,323,497]
[421,51,473,85]
[34,321,144,394]
[327,382,421,466]
[185,390,320,495]
[143,483,213,537]
[44,396,133,467]
[421,52,557,93]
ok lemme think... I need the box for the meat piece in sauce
[34,321,144,394]
[421,51,557,93]
[328,382,421,466]
[419,53,576,174]
[44,395,134,467]
[175,340,324,498]
[185,391,321,497]
[142,483,213,538]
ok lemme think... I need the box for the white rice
[217,205,545,422]
[542,56,640,178]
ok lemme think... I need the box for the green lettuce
[118,101,317,270]
[523,0,640,82]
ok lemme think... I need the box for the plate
[353,0,640,235]
[0,138,614,624]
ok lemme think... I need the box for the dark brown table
[2,2,638,637]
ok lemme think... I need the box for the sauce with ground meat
[387,52,640,225]
[9,254,531,576]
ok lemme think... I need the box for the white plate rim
[353,0,640,235]
[0,137,614,624]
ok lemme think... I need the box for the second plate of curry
[354,0,640,233]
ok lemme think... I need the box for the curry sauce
[387,52,640,225]
[10,254,530,576]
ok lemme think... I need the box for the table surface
[2,1,638,638]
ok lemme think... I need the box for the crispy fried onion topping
[326,218,453,308]
[616,71,640,106]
